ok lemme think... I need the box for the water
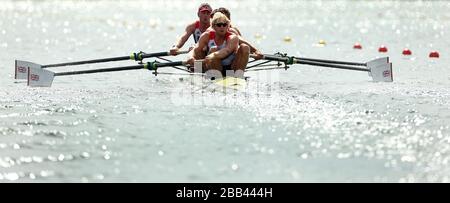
[1,0,449,182]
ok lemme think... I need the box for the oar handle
[141,50,189,59]
[250,54,291,62]
[153,61,187,68]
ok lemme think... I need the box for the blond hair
[211,12,229,25]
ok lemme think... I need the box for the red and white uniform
[193,21,203,43]
[206,31,235,66]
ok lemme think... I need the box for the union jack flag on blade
[30,74,40,81]
[18,66,27,73]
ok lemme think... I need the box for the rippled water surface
[1,0,449,182]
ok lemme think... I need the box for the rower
[210,8,241,36]
[169,3,212,56]
[209,7,264,60]
[188,12,249,78]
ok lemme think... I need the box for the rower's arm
[170,23,196,55]
[187,32,209,66]
[236,36,263,59]
[238,36,257,53]
[212,35,239,59]
[230,26,260,54]
[193,33,209,58]
[176,23,196,48]
[231,27,242,36]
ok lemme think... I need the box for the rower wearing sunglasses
[209,7,263,60]
[188,12,249,78]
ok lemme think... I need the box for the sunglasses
[215,22,228,27]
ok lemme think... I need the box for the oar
[27,61,188,87]
[251,54,393,82]
[265,53,367,67]
[15,50,189,80]
[294,57,365,67]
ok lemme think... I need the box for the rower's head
[197,3,212,23]
[211,12,230,35]
[211,7,231,20]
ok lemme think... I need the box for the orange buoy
[402,48,412,55]
[429,51,440,58]
[378,45,388,53]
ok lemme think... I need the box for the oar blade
[366,57,388,76]
[15,60,42,80]
[27,67,55,87]
[370,62,393,82]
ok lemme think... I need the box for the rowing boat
[14,50,393,88]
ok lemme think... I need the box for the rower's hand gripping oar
[27,61,189,87]
[15,50,189,80]
[251,54,393,82]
